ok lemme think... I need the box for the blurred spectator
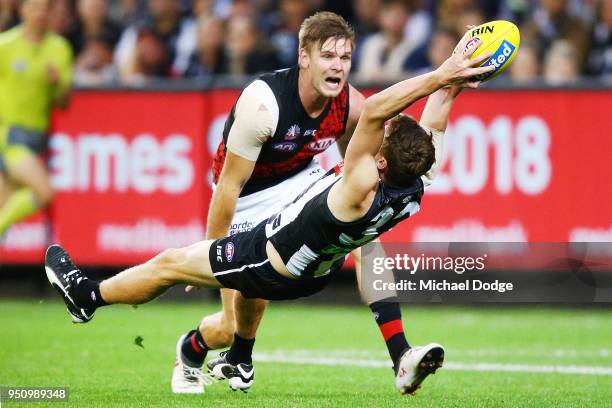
[586,0,612,78]
[72,0,121,55]
[498,0,537,26]
[436,0,479,34]
[509,41,541,83]
[405,26,459,74]
[356,0,419,82]
[521,0,590,66]
[266,0,312,67]
[543,39,581,85]
[349,0,382,69]
[114,0,196,78]
[74,34,118,85]
[48,0,79,51]
[403,0,433,50]
[226,0,256,19]
[0,0,19,31]
[454,7,485,35]
[184,14,225,76]
[224,15,280,75]
[192,0,214,17]
[108,0,147,29]
[119,29,170,85]
[351,0,382,41]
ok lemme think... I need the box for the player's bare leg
[207,292,267,392]
[44,241,221,393]
[198,289,238,349]
[99,242,221,304]
[44,241,221,322]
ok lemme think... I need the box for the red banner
[0,89,610,265]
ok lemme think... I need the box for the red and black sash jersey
[212,65,350,196]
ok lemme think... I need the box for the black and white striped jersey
[266,163,424,278]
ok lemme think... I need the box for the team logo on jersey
[309,137,335,152]
[333,161,344,176]
[304,129,317,137]
[225,242,235,262]
[284,124,301,140]
[272,142,298,152]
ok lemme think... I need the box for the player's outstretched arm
[340,37,494,202]
[418,86,462,187]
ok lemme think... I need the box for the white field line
[252,351,612,376]
[251,348,612,359]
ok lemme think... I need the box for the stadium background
[1,0,611,267]
[1,1,611,406]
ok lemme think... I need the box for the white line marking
[252,351,612,376]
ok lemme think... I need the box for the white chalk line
[251,350,612,376]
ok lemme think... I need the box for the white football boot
[171,334,215,394]
[395,343,444,395]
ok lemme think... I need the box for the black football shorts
[209,222,332,300]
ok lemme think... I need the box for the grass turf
[0,300,611,407]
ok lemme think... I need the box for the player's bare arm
[206,153,257,239]
[335,36,494,212]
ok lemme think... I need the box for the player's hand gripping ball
[465,20,520,81]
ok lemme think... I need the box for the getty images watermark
[360,242,612,303]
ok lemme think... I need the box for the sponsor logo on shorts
[216,245,223,262]
[284,124,300,140]
[225,242,235,262]
[272,142,298,152]
[309,137,335,152]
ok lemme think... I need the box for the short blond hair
[298,11,355,53]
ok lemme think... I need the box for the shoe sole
[44,265,90,324]
[402,346,444,395]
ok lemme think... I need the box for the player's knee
[151,248,185,284]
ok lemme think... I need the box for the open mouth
[325,77,341,86]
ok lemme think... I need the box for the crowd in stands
[2,0,611,86]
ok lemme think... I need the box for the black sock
[370,297,410,367]
[180,329,208,367]
[227,333,255,365]
[73,279,107,310]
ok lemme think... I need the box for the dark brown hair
[298,11,355,53]
[380,115,435,187]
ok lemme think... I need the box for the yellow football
[467,20,521,81]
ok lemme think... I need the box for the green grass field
[1,300,611,407]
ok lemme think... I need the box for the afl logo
[225,242,235,262]
[285,124,300,140]
[309,137,335,152]
[464,37,480,52]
